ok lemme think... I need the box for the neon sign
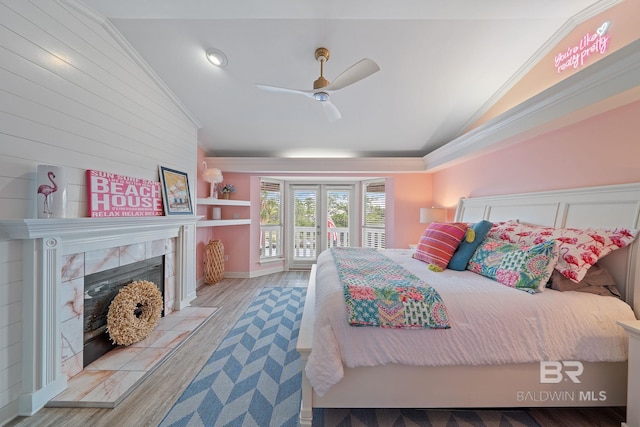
[554,21,611,73]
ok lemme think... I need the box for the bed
[296,183,640,427]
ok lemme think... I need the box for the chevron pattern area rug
[159,286,541,427]
[159,287,305,427]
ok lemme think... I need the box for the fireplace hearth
[83,256,165,367]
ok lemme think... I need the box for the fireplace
[83,256,165,367]
[0,216,200,415]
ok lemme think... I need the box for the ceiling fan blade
[321,100,342,123]
[324,58,380,91]
[256,84,313,98]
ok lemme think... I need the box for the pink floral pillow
[488,221,637,283]
[467,239,558,293]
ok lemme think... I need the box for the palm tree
[260,195,279,225]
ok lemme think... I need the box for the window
[362,179,385,248]
[260,179,283,259]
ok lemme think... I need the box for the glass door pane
[287,184,356,270]
[326,188,351,249]
[291,186,318,268]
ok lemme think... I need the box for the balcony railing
[293,226,316,258]
[260,225,281,258]
[292,226,351,258]
[327,227,350,248]
[362,227,385,249]
[260,225,384,259]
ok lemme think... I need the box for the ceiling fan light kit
[313,92,329,102]
[256,47,380,122]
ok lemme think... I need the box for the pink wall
[433,100,640,203]
[196,171,434,276]
[388,173,435,246]
[206,172,252,274]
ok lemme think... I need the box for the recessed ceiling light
[206,48,228,68]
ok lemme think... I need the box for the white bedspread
[305,249,637,396]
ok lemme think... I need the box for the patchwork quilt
[330,247,450,329]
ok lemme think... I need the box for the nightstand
[618,320,640,427]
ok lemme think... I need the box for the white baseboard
[222,265,285,279]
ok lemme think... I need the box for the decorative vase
[212,207,221,220]
[222,193,229,199]
[204,240,224,285]
[36,164,67,218]
[209,182,219,199]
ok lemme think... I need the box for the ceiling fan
[256,47,380,122]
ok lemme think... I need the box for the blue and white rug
[159,286,540,427]
[159,287,305,427]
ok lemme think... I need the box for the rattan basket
[204,239,224,284]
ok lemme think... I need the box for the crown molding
[206,157,426,173]
[423,38,640,172]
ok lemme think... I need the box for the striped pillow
[413,222,468,269]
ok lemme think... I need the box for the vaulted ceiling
[84,0,604,160]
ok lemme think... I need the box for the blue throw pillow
[448,220,493,271]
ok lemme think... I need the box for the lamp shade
[420,207,446,223]
[202,166,223,184]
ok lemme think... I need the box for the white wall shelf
[197,219,251,227]
[196,198,251,227]
[196,198,250,206]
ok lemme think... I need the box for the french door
[287,184,355,270]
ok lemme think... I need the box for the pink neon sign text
[554,21,611,73]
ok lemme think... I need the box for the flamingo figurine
[37,171,58,215]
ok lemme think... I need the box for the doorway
[287,184,356,269]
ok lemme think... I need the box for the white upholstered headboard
[454,183,640,318]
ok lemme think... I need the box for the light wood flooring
[7,271,626,427]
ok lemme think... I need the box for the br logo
[540,361,584,383]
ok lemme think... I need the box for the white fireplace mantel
[0,216,200,240]
[0,215,201,416]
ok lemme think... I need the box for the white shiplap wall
[0,0,199,423]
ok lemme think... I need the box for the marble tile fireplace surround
[0,216,200,416]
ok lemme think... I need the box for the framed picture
[159,166,193,215]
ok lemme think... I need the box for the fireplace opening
[83,256,165,367]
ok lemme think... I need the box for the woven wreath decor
[106,280,163,346]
